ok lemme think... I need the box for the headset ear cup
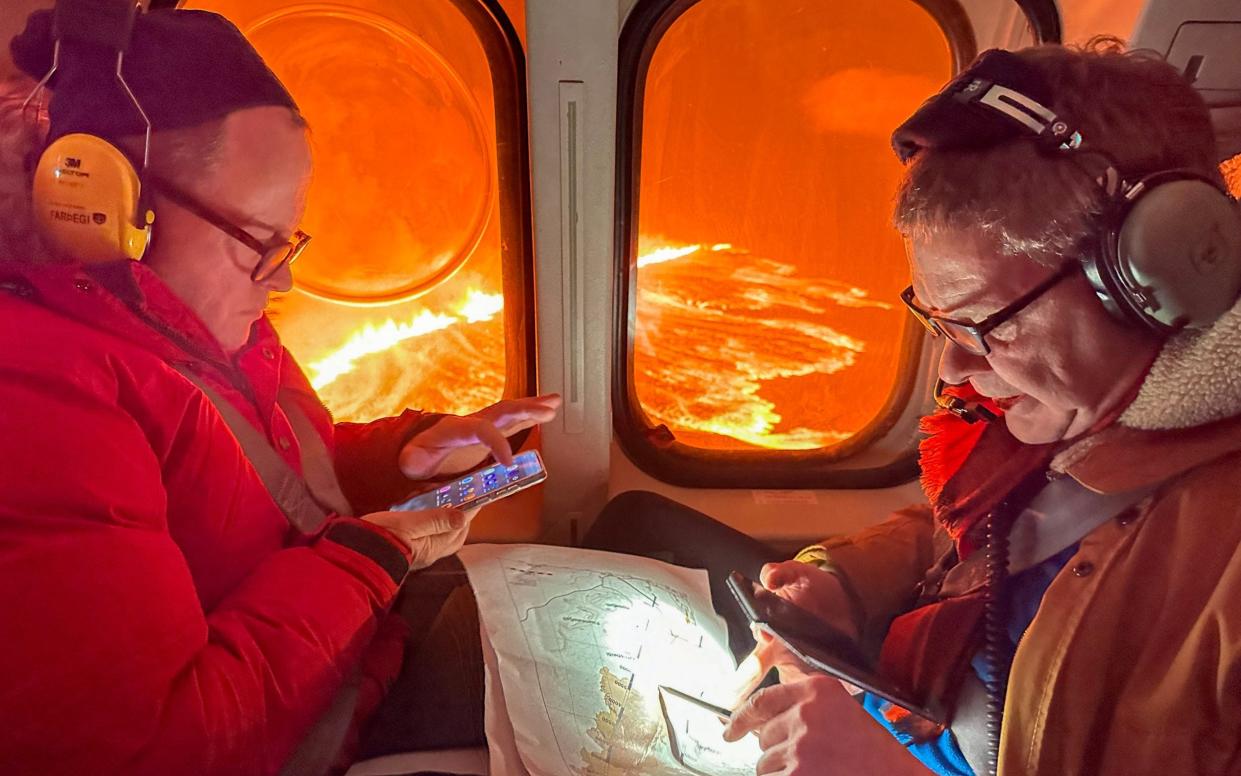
[1113,177,1241,331]
[130,196,155,260]
[31,133,150,263]
[1081,236,1136,326]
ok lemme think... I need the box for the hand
[722,674,929,775]
[747,561,861,682]
[361,507,479,570]
[760,561,859,642]
[398,394,562,480]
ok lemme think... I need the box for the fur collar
[1117,304,1241,429]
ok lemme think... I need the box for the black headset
[952,69,1241,334]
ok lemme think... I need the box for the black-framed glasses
[901,260,1078,356]
[149,177,311,283]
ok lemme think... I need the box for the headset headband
[892,49,1082,164]
[53,0,140,53]
[11,7,300,148]
[893,48,1241,335]
[22,0,152,171]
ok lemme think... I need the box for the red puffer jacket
[0,260,435,775]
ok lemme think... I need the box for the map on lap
[459,544,762,776]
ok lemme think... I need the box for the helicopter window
[181,0,534,422]
[614,0,978,486]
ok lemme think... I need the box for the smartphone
[726,571,946,724]
[390,450,547,512]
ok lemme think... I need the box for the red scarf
[917,385,1056,558]
[876,387,1054,735]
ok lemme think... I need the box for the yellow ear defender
[32,132,154,263]
[23,0,154,264]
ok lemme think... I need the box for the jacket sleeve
[0,371,411,775]
[332,409,444,514]
[817,504,947,654]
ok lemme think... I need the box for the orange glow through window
[633,0,954,450]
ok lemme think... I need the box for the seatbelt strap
[172,374,372,775]
[172,365,352,534]
[947,477,1157,773]
[937,477,1155,599]
[278,668,362,776]
[280,387,354,519]
[68,263,354,532]
[1006,475,1155,573]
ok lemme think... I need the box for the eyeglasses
[901,260,1078,356]
[149,177,311,283]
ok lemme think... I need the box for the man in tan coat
[718,41,1241,775]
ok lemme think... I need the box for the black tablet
[726,570,946,725]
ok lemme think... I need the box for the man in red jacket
[0,8,558,775]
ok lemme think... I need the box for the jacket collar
[1058,414,1241,494]
[86,260,234,367]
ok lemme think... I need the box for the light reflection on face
[146,107,311,353]
[909,231,1161,444]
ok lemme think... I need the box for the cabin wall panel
[527,0,619,540]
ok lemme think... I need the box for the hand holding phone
[361,507,471,571]
[391,450,547,513]
[760,560,860,642]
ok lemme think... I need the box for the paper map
[459,544,762,776]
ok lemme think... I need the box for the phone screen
[391,450,546,512]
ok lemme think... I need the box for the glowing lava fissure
[298,241,896,451]
[634,242,897,451]
[307,289,503,391]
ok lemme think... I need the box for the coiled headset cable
[977,470,1048,776]
[981,509,1013,776]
